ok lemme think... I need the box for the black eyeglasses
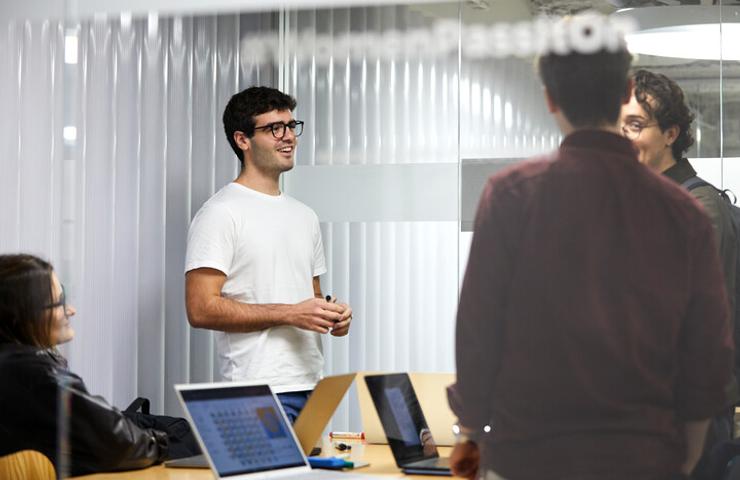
[621,120,659,141]
[46,284,66,312]
[253,120,304,139]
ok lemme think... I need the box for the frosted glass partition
[282,4,460,430]
[3,0,739,428]
[460,56,559,161]
[456,12,556,278]
[721,5,740,193]
[62,12,265,415]
[0,11,277,416]
[0,20,64,259]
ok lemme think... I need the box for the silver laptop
[174,381,383,479]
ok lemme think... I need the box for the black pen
[325,295,340,326]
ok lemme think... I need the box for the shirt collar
[662,158,697,185]
[560,129,638,160]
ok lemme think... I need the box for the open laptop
[172,380,379,479]
[292,373,356,454]
[358,372,456,446]
[166,373,356,468]
[365,373,451,476]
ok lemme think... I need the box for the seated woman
[0,254,168,476]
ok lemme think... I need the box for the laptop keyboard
[212,409,279,467]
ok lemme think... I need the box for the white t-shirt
[185,182,327,392]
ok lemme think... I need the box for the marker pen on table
[329,431,365,440]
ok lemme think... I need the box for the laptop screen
[179,384,306,477]
[365,373,439,464]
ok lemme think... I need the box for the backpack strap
[722,189,737,205]
[124,397,151,414]
[682,176,737,205]
[681,176,712,192]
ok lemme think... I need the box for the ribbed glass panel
[3,2,736,425]
[460,56,559,161]
[0,12,269,415]
[137,14,169,413]
[0,20,64,257]
[721,8,740,193]
[285,5,460,431]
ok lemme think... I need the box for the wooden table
[72,445,456,479]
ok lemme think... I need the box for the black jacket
[664,159,737,328]
[0,343,168,476]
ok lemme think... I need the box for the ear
[234,131,251,153]
[664,125,680,146]
[622,77,634,106]
[543,87,559,114]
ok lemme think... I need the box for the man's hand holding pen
[325,295,353,337]
[289,297,345,334]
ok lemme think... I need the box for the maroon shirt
[451,130,732,479]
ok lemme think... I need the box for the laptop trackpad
[407,456,450,469]
[164,454,209,469]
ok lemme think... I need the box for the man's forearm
[681,419,710,475]
[187,295,294,333]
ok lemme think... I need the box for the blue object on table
[308,456,350,470]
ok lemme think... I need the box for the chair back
[0,450,56,480]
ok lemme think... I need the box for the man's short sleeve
[311,213,327,277]
[185,203,235,276]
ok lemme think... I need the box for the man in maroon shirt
[448,38,733,480]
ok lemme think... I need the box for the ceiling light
[613,5,740,61]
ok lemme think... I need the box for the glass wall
[1,0,737,429]
[280,4,460,429]
[722,4,740,194]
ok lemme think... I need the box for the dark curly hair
[538,47,632,128]
[0,254,56,347]
[631,69,695,159]
[222,86,297,167]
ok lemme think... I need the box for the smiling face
[620,90,680,173]
[48,272,75,345]
[245,109,298,176]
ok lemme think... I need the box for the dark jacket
[664,158,737,324]
[0,343,168,476]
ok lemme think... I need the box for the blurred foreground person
[449,22,732,480]
[0,254,168,476]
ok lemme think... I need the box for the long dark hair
[0,254,56,347]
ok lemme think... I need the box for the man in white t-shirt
[184,86,352,421]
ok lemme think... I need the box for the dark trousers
[692,409,735,480]
[277,390,311,423]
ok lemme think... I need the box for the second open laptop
[364,372,452,476]
[165,373,355,469]
[171,378,376,479]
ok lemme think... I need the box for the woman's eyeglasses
[45,284,66,312]
[621,120,658,140]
